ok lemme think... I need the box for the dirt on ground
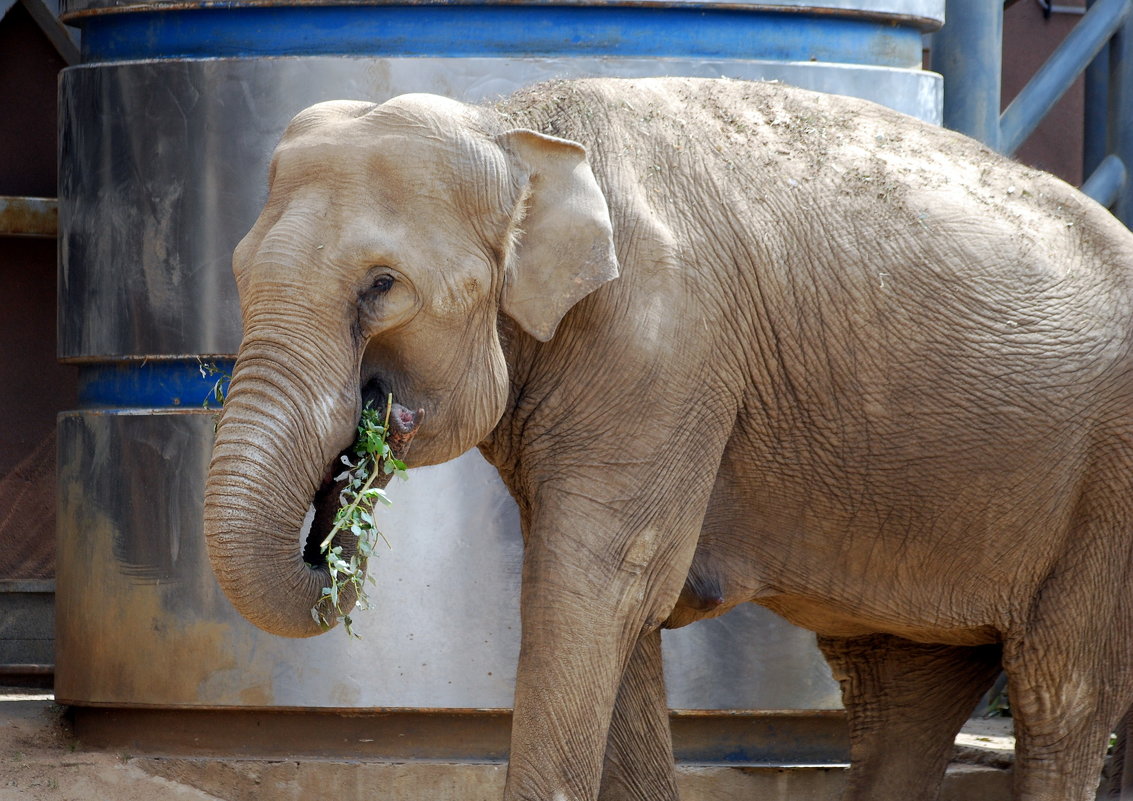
[0,689,221,801]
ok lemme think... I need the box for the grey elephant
[202,77,1133,801]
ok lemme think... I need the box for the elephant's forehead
[271,136,366,191]
[276,129,467,192]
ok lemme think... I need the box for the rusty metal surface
[0,196,57,238]
[71,706,850,764]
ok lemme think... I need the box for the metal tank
[57,0,943,760]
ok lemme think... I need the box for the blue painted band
[76,5,923,67]
[78,359,235,409]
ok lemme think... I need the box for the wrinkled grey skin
[203,77,1133,801]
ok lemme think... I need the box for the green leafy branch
[198,359,231,409]
[313,395,408,637]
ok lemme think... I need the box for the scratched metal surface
[57,56,940,361]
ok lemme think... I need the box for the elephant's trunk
[202,336,419,638]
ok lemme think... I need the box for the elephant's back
[498,75,1133,287]
[496,76,1133,405]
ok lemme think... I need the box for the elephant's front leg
[599,629,679,801]
[502,495,700,801]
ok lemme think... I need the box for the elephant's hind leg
[1001,541,1133,798]
[598,629,680,801]
[817,634,1002,801]
[1002,626,1130,801]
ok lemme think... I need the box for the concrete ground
[0,687,1014,801]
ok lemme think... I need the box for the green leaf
[311,393,410,637]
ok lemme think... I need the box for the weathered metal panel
[70,5,931,67]
[0,580,54,667]
[0,196,57,238]
[56,411,530,709]
[57,56,940,362]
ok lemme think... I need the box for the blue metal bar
[74,5,925,66]
[1084,0,1110,177]
[1111,16,1133,223]
[1081,153,1127,207]
[1000,0,1131,155]
[77,359,234,409]
[933,0,1003,148]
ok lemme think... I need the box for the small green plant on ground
[313,395,408,637]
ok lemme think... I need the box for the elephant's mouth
[300,402,424,569]
[300,469,348,568]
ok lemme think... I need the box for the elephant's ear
[496,129,620,342]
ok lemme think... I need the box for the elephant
[202,76,1133,801]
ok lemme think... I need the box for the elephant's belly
[678,436,1062,643]
[755,593,1001,647]
[667,537,1004,647]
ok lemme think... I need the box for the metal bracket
[0,196,58,238]
[4,0,80,65]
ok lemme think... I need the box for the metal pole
[1110,14,1133,224]
[1000,0,1130,155]
[934,0,1003,149]
[1082,153,1127,207]
[1084,0,1110,177]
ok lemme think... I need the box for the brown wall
[0,2,75,579]
[1002,0,1087,187]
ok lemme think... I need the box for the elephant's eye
[367,274,394,296]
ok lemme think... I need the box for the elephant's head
[203,93,619,637]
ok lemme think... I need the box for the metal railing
[933,0,1133,225]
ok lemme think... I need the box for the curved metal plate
[70,6,931,65]
[55,410,842,709]
[58,56,939,360]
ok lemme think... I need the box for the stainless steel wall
[57,3,942,715]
